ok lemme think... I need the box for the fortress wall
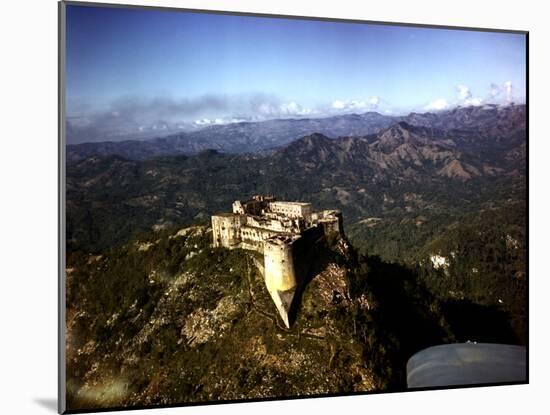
[263,225,325,295]
[319,217,341,235]
[241,226,280,242]
[318,210,344,235]
[240,240,262,252]
[240,227,281,253]
[211,214,245,248]
[241,199,265,216]
[248,214,302,234]
[290,225,326,281]
[262,225,325,327]
[263,237,298,327]
[268,201,312,221]
[301,204,313,223]
[264,238,297,293]
[211,198,345,328]
[232,201,245,214]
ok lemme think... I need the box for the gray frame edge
[62,0,528,35]
[58,1,67,413]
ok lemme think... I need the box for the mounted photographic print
[58,1,528,413]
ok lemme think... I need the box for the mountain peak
[296,132,333,146]
[396,121,414,129]
[379,122,415,141]
[198,148,220,156]
[308,132,332,139]
[274,133,337,165]
[373,121,435,154]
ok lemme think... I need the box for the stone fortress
[211,195,343,328]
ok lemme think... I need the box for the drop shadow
[33,398,57,413]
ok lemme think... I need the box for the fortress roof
[265,234,299,245]
[270,201,311,206]
[213,212,238,218]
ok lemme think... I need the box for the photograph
[60,1,527,412]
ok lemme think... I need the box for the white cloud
[488,81,515,105]
[424,98,450,111]
[504,80,513,103]
[490,83,501,99]
[280,101,313,116]
[457,85,471,100]
[330,97,381,112]
[456,85,483,107]
[194,118,212,125]
[280,101,300,114]
[258,101,313,117]
[331,100,346,110]
[369,96,381,106]
[418,81,519,115]
[463,97,483,106]
[258,102,273,115]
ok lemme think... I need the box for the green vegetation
[67,228,377,410]
[65,113,527,408]
[416,203,527,343]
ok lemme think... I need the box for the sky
[65,4,527,143]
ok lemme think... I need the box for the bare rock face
[437,159,481,181]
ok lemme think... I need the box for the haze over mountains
[66,104,525,163]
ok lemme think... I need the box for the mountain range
[65,103,527,408]
[66,105,526,256]
[66,104,526,163]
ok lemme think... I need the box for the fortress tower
[211,195,343,328]
[263,235,299,328]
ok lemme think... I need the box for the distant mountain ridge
[66,104,525,163]
[272,122,509,182]
[66,111,395,163]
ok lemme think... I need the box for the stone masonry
[212,195,343,327]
